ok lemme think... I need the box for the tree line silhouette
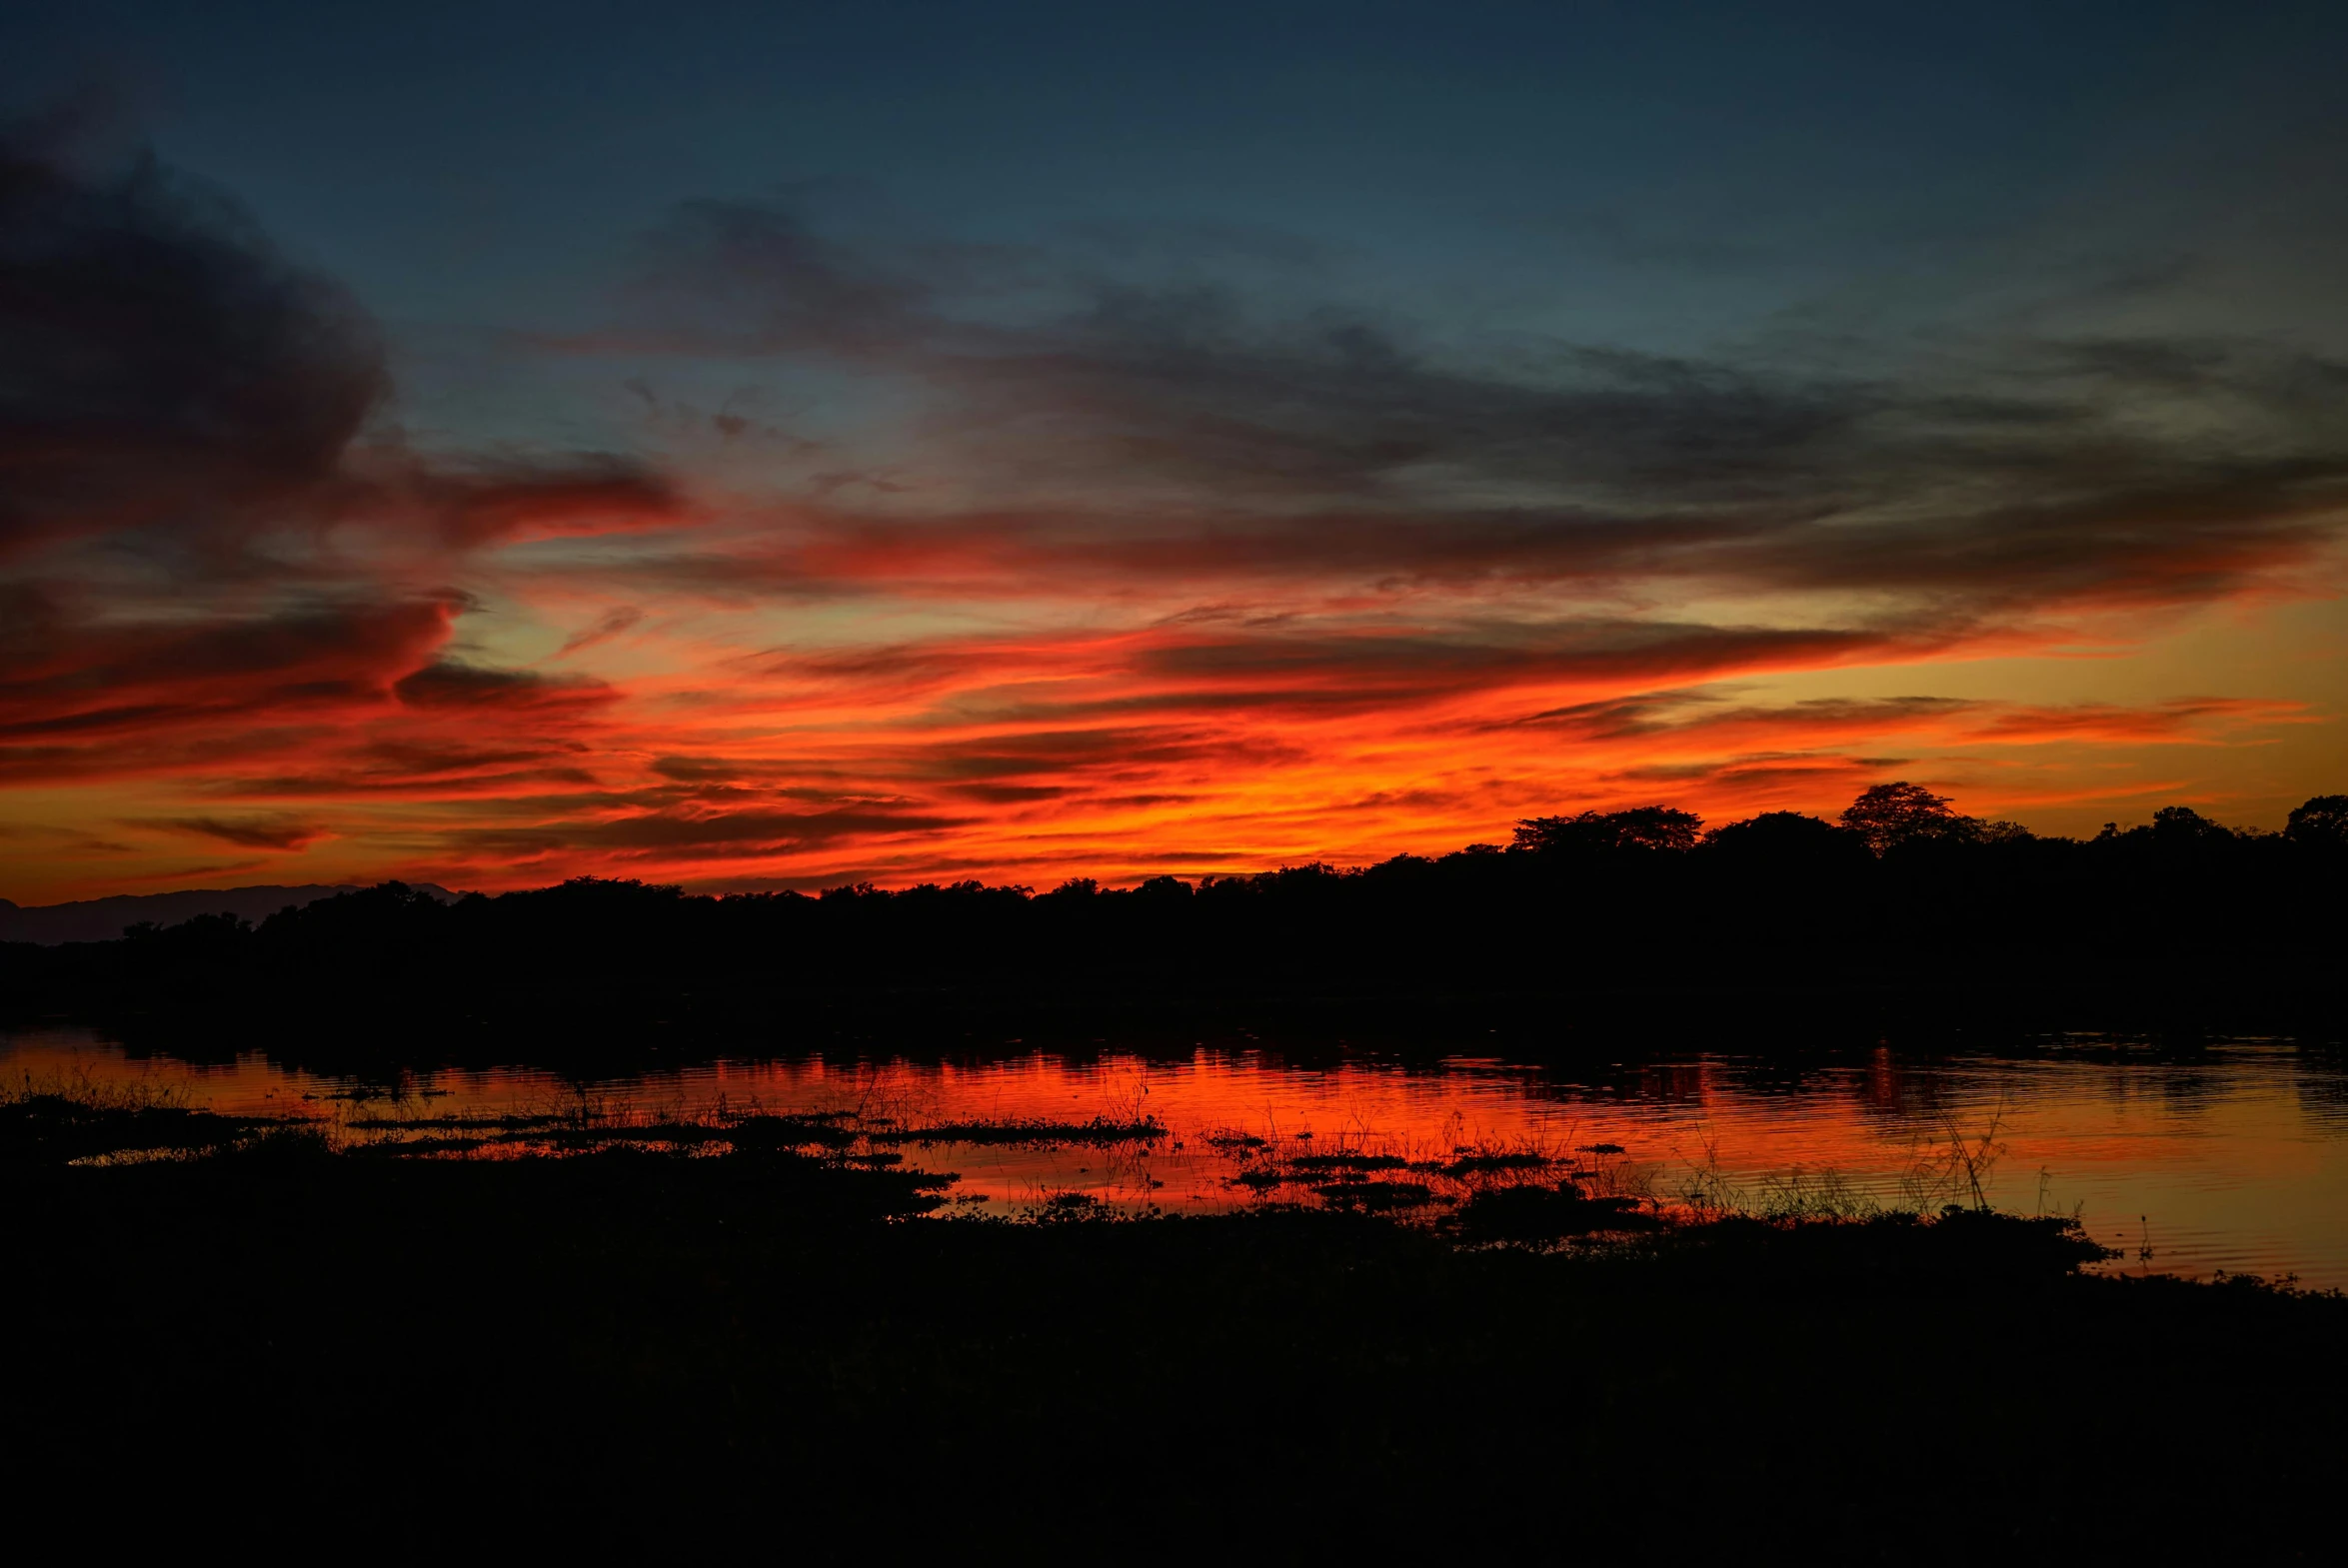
[6,784,2345,1026]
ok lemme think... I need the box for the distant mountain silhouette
[0,883,458,945]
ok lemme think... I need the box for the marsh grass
[1662,1100,2025,1232]
[1750,1166,1884,1221]
[1314,1178,1438,1211]
[1902,1102,2009,1214]
[7,1062,195,1113]
[14,1116,2331,1562]
[1437,1150,1553,1177]
[1195,1122,1666,1241]
[1288,1151,1408,1172]
[871,1115,1165,1147]
[13,1066,2070,1255]
[3,1066,285,1164]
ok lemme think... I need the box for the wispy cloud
[137,813,330,850]
[3,119,2341,900]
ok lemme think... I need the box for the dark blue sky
[14,2,2342,342]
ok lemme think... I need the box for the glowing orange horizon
[5,496,2341,904]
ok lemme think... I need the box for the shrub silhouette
[9,785,2345,1027]
[1513,805,1704,854]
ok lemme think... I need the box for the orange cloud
[4,130,2346,902]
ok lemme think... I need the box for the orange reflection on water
[8,1028,2345,1287]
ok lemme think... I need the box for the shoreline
[10,1088,2346,1553]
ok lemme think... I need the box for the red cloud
[7,130,2346,902]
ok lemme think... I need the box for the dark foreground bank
[5,1097,2344,1561]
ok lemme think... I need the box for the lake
[9,1023,2345,1287]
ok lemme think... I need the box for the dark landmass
[5,788,2343,1063]
[6,1091,2342,1558]
[0,880,457,945]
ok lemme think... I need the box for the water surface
[10,1026,2345,1287]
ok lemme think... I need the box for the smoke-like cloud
[0,111,685,831]
[617,197,2348,625]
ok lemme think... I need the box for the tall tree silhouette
[1839,783,1981,855]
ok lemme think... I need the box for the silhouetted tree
[1700,810,1870,862]
[124,910,252,948]
[12,781,2345,1029]
[2149,805,2235,842]
[1839,782,1981,854]
[2287,794,2348,847]
[1513,805,1703,854]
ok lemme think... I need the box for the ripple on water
[7,1026,2345,1288]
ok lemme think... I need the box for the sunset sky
[5,1,2346,902]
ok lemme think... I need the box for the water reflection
[8,1025,2347,1286]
